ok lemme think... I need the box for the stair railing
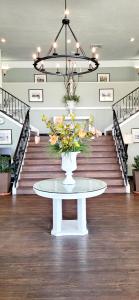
[0,87,30,124]
[113,109,128,185]
[12,110,30,188]
[112,86,139,124]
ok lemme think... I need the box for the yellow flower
[49,135,58,145]
[74,141,80,148]
[78,129,86,138]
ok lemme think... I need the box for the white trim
[2,59,139,68]
[126,184,130,193]
[104,110,139,133]
[31,106,112,110]
[120,111,139,127]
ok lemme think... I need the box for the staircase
[1,85,138,195]
[16,134,126,194]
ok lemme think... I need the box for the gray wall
[0,113,21,157]
[3,81,139,132]
[3,67,138,82]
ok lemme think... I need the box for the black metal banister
[0,87,30,124]
[0,87,30,107]
[112,86,139,107]
[0,87,30,190]
[113,109,128,185]
[112,86,139,124]
[12,110,30,187]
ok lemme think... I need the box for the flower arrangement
[42,113,101,154]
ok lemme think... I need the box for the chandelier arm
[47,23,64,55]
[54,23,64,42]
[68,24,86,56]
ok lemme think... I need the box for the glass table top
[33,178,107,195]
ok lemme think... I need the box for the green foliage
[132,155,139,170]
[0,155,11,173]
[63,94,80,103]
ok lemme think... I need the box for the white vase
[66,100,75,114]
[61,152,78,185]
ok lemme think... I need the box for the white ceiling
[0,0,139,62]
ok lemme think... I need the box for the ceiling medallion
[33,0,99,77]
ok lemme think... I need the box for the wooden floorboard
[0,193,139,299]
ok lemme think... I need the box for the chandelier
[33,0,99,77]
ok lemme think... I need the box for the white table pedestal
[51,198,88,236]
[33,178,107,237]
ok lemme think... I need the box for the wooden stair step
[24,157,118,165]
[25,152,117,159]
[16,185,126,195]
[20,170,122,179]
[27,145,116,152]
[106,186,126,193]
[28,140,113,148]
[22,163,120,172]
[28,139,114,147]
[29,135,113,143]
[18,178,124,187]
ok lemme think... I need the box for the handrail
[0,87,30,124]
[112,86,139,124]
[113,109,128,185]
[12,110,30,187]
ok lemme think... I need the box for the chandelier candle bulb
[76,42,80,49]
[53,42,57,49]
[88,61,93,71]
[65,9,69,17]
[92,46,96,58]
[73,63,77,73]
[40,61,45,71]
[32,53,37,60]
[53,42,58,55]
[75,42,80,55]
[37,47,41,57]
[95,53,99,60]
[56,63,60,74]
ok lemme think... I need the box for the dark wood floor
[0,193,139,300]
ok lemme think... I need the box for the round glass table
[33,178,107,236]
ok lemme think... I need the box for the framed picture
[0,129,12,145]
[28,89,43,102]
[99,88,114,102]
[34,74,47,83]
[97,73,110,82]
[131,128,139,143]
